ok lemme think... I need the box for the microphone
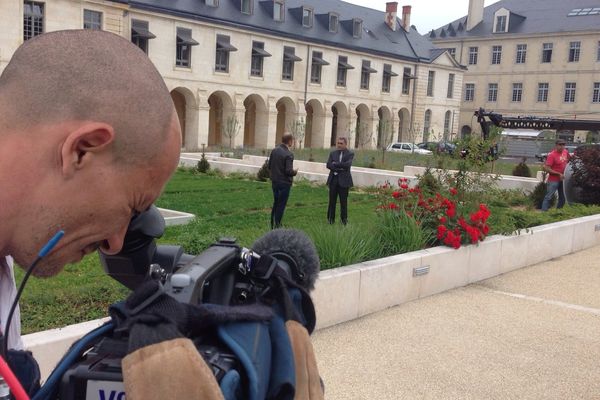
[251,229,320,292]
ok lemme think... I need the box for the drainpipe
[304,45,310,107]
[410,63,418,141]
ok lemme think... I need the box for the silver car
[386,142,433,155]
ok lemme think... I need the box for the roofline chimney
[467,0,484,31]
[402,5,411,32]
[385,2,398,32]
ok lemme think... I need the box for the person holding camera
[268,133,298,229]
[326,137,354,225]
[0,30,219,398]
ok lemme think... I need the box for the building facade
[429,0,600,142]
[1,0,464,150]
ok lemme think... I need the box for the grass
[15,168,600,334]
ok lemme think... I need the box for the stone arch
[397,108,410,142]
[355,103,371,149]
[208,91,235,147]
[377,106,392,149]
[243,94,268,148]
[170,87,197,150]
[276,97,297,145]
[305,99,324,148]
[331,101,349,147]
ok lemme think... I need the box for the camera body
[58,207,302,400]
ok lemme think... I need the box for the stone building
[428,0,600,142]
[1,0,464,150]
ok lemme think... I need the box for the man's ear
[61,122,115,178]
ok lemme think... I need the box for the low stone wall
[22,213,600,380]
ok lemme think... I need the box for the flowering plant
[377,178,491,249]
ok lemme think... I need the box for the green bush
[196,154,210,173]
[257,160,270,181]
[306,224,378,270]
[530,179,555,209]
[417,168,442,195]
[512,158,532,177]
[373,211,431,256]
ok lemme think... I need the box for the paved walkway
[313,245,600,399]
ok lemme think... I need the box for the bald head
[0,30,176,165]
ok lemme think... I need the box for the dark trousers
[327,177,349,224]
[271,182,291,229]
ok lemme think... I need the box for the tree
[288,117,306,148]
[377,119,394,164]
[223,115,241,149]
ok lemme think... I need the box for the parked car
[416,141,456,155]
[386,142,432,155]
[535,145,577,162]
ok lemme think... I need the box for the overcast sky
[342,0,502,34]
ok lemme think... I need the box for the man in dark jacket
[326,137,354,225]
[268,133,298,228]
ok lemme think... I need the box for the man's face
[11,116,182,277]
[336,139,348,151]
[556,143,566,151]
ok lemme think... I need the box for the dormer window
[353,19,362,38]
[273,0,284,21]
[328,13,338,33]
[302,7,313,28]
[241,0,252,15]
[205,0,218,6]
[495,15,506,32]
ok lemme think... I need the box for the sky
[341,0,502,34]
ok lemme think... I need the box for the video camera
[57,206,319,400]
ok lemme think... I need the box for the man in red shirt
[542,139,571,211]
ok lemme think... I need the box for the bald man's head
[0,30,176,165]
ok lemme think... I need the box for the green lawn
[16,168,599,333]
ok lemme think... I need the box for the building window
[423,110,432,138]
[447,73,455,98]
[512,82,523,102]
[176,28,198,68]
[353,19,362,38]
[564,82,576,103]
[569,41,581,62]
[215,34,236,73]
[537,83,549,102]
[491,45,502,65]
[251,41,270,77]
[241,0,252,14]
[542,43,553,63]
[402,67,412,95]
[593,82,600,103]
[468,46,478,65]
[131,19,155,54]
[465,83,475,102]
[329,13,338,32]
[282,46,300,81]
[382,64,396,93]
[337,56,352,87]
[273,0,284,21]
[426,70,435,96]
[495,15,506,32]
[302,7,313,27]
[448,48,456,59]
[488,83,498,102]
[444,111,451,135]
[515,44,527,64]
[23,1,44,41]
[360,60,375,90]
[311,51,328,84]
[83,9,102,30]
[206,0,218,6]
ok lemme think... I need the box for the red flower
[449,188,458,196]
[392,191,401,199]
[437,225,448,239]
[389,203,398,210]
[400,183,409,189]
[439,216,447,223]
[446,207,456,218]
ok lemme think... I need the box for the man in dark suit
[326,137,354,225]
[268,133,298,229]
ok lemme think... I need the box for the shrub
[529,172,555,209]
[373,211,431,256]
[257,160,270,181]
[196,154,210,173]
[512,157,532,177]
[306,224,378,270]
[569,145,600,204]
[416,168,441,195]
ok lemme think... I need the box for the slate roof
[429,0,600,40]
[121,0,441,63]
